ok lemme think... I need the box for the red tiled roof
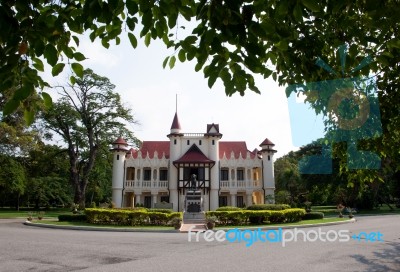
[170,112,181,130]
[127,141,170,159]
[174,144,215,164]
[219,141,256,159]
[112,137,128,145]
[126,140,259,160]
[259,138,275,146]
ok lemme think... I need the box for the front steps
[179,212,207,232]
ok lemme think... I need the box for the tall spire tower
[167,95,183,211]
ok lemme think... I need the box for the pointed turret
[259,137,277,153]
[111,137,129,208]
[259,137,276,204]
[169,112,182,135]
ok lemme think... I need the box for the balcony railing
[220,180,262,189]
[125,180,168,189]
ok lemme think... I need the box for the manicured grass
[312,205,400,217]
[0,208,72,219]
[31,220,175,230]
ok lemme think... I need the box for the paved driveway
[0,215,399,272]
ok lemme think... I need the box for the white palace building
[111,112,277,212]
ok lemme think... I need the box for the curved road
[0,215,399,272]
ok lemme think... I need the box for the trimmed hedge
[216,206,242,211]
[147,208,174,214]
[206,208,306,226]
[247,204,291,210]
[58,214,87,222]
[84,208,182,226]
[302,212,324,220]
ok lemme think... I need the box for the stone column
[246,192,253,207]
[152,194,157,208]
[230,193,236,207]
[135,194,142,206]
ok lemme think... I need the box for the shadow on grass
[350,241,400,272]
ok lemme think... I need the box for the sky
[42,33,326,159]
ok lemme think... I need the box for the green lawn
[31,220,175,230]
[312,205,400,217]
[0,208,72,219]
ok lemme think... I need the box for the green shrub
[268,211,285,223]
[84,208,182,226]
[206,211,246,225]
[168,212,182,220]
[284,209,306,222]
[246,204,291,210]
[248,210,271,224]
[148,208,173,213]
[128,210,149,226]
[302,212,324,220]
[148,212,169,225]
[58,214,87,222]
[216,206,242,211]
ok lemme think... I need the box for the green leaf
[128,32,138,48]
[293,4,303,22]
[73,52,86,61]
[44,44,58,66]
[72,36,80,47]
[178,49,186,62]
[70,76,76,85]
[71,63,84,78]
[24,110,35,126]
[145,33,151,47]
[162,56,169,69]
[302,0,320,12]
[3,99,20,115]
[169,56,176,69]
[14,85,34,101]
[41,92,53,109]
[275,40,288,51]
[208,73,218,88]
[387,39,400,49]
[277,0,289,15]
[126,0,138,14]
[32,58,44,72]
[52,63,65,76]
[101,39,110,49]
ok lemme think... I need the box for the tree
[0,154,26,209]
[42,69,139,207]
[2,1,399,109]
[24,144,72,208]
[0,88,42,155]
[2,1,399,190]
